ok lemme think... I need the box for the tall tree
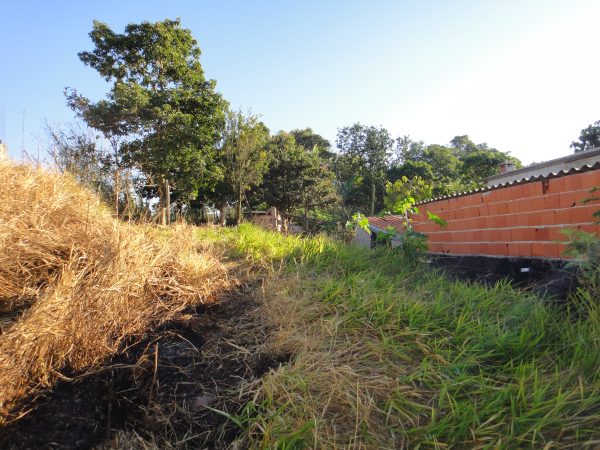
[221,110,270,224]
[290,128,334,159]
[335,124,393,215]
[257,132,337,215]
[387,160,435,185]
[68,19,226,222]
[392,135,426,164]
[571,120,600,153]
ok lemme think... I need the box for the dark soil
[0,282,287,450]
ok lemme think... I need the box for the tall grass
[0,161,230,424]
[200,224,600,448]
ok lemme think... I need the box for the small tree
[46,122,112,200]
[384,176,433,214]
[221,110,270,224]
[335,123,393,215]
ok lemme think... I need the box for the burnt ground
[0,281,287,450]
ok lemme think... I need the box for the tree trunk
[114,169,119,219]
[370,182,376,216]
[218,203,226,226]
[236,184,242,225]
[165,179,171,225]
[304,203,309,230]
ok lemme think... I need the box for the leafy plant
[375,225,398,246]
[384,176,432,214]
[561,186,600,301]
[396,227,429,262]
[345,212,370,233]
[580,186,600,223]
[427,210,448,227]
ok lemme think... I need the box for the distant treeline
[48,18,596,223]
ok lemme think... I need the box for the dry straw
[0,161,230,423]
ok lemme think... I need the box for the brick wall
[410,169,600,258]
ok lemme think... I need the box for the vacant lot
[204,225,600,449]
[1,162,600,449]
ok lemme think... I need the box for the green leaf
[426,211,448,227]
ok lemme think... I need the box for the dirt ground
[0,281,285,450]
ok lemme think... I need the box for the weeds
[208,224,600,448]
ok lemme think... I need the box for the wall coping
[415,161,600,206]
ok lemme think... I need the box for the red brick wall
[410,170,600,258]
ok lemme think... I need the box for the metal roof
[487,147,600,185]
[367,215,407,231]
[413,159,600,206]
[368,148,600,226]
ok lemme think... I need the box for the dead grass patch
[0,161,230,424]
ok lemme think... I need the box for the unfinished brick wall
[410,169,600,258]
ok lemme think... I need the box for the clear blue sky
[1,0,598,164]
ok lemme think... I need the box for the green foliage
[221,110,271,223]
[390,135,521,197]
[290,128,333,160]
[345,212,370,233]
[427,210,447,227]
[571,120,600,153]
[561,186,600,300]
[384,176,432,214]
[375,225,397,246]
[199,224,600,448]
[387,160,435,184]
[396,227,428,263]
[459,149,518,189]
[335,123,394,215]
[256,132,337,214]
[69,18,227,205]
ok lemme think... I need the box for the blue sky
[1,0,598,164]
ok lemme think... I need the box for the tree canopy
[59,18,532,224]
[335,124,393,215]
[571,120,600,153]
[257,132,337,215]
[68,18,227,209]
[220,110,270,224]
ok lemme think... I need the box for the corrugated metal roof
[366,215,407,231]
[414,160,600,206]
[487,147,600,185]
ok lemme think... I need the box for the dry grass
[211,224,600,449]
[242,275,431,449]
[0,161,230,424]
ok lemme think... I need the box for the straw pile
[0,161,229,423]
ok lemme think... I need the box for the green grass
[197,224,600,449]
